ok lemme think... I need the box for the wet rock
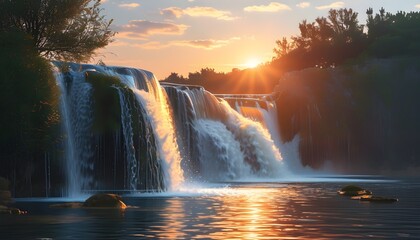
[0,205,27,215]
[83,194,126,209]
[50,202,83,208]
[360,196,398,203]
[338,185,372,196]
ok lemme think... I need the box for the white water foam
[193,119,252,181]
[221,101,290,178]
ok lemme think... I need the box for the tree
[274,37,294,58]
[0,0,114,62]
[273,8,366,69]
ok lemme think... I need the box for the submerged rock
[83,194,127,209]
[338,185,372,196]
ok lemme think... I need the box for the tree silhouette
[0,0,114,61]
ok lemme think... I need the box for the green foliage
[85,71,123,133]
[0,0,114,62]
[366,10,420,58]
[0,31,60,157]
[274,8,367,70]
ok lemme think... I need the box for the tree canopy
[0,0,114,61]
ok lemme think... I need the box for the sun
[244,58,261,69]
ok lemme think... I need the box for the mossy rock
[83,194,127,209]
[338,185,372,196]
[85,71,124,133]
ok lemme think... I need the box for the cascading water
[220,95,301,174]
[56,69,95,197]
[56,63,184,195]
[164,85,289,181]
[133,88,184,190]
[56,63,290,196]
[193,119,250,180]
[115,87,138,190]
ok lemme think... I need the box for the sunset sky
[95,0,420,79]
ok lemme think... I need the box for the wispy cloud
[296,2,311,9]
[173,37,241,50]
[316,1,345,10]
[161,6,236,20]
[244,2,291,12]
[115,37,240,50]
[118,3,140,9]
[116,20,188,39]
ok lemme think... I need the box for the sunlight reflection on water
[2,178,420,239]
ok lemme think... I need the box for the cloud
[118,3,140,9]
[132,41,168,49]
[244,2,291,12]
[116,37,240,50]
[416,4,420,9]
[296,2,311,8]
[161,6,236,20]
[173,37,240,50]
[116,20,188,38]
[161,7,184,18]
[316,2,345,10]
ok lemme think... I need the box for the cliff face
[274,57,420,175]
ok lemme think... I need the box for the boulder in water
[83,194,127,209]
[338,185,372,196]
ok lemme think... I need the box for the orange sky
[93,0,420,79]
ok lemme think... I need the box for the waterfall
[164,85,289,181]
[55,63,290,196]
[219,95,301,174]
[56,69,94,197]
[133,88,184,191]
[194,119,250,180]
[115,88,137,190]
[221,101,288,177]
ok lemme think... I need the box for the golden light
[244,58,261,69]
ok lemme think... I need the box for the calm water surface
[1,178,419,239]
